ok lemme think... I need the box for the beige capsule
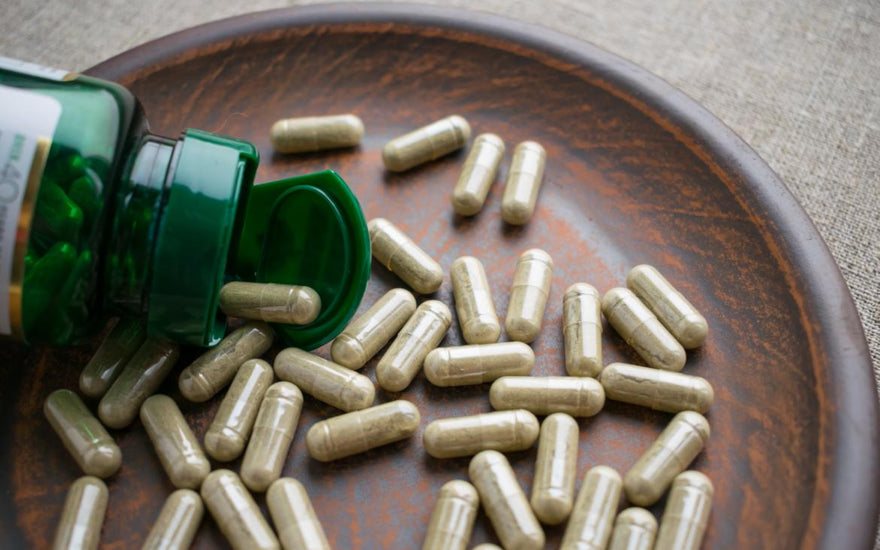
[607,508,658,550]
[241,382,303,492]
[560,465,622,550]
[141,395,211,490]
[627,265,708,349]
[178,321,274,403]
[501,141,546,225]
[201,469,280,550]
[267,478,331,550]
[51,476,108,550]
[44,389,121,478]
[306,400,420,461]
[274,348,375,411]
[624,411,710,506]
[505,249,553,343]
[369,218,445,294]
[602,287,686,372]
[423,409,539,459]
[451,256,500,344]
[270,114,364,153]
[599,362,714,414]
[142,489,204,550]
[469,450,545,550]
[489,376,605,417]
[79,318,146,399]
[219,282,321,325]
[422,480,479,550]
[331,288,417,369]
[471,545,503,550]
[531,413,578,525]
[424,342,535,387]
[376,300,452,392]
[205,358,274,462]
[563,283,603,377]
[383,115,471,172]
[98,338,180,429]
[653,471,714,550]
[452,133,506,215]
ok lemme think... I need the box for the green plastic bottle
[0,56,371,348]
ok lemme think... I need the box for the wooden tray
[2,4,877,549]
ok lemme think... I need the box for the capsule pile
[43,114,717,550]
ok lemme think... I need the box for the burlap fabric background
[4,0,879,545]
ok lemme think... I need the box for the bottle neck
[105,132,176,316]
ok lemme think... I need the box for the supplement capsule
[423,409,539,459]
[270,114,364,153]
[627,265,708,349]
[452,133,505,215]
[422,480,479,550]
[331,288,417,369]
[376,300,452,392]
[602,287,686,372]
[205,358,274,462]
[653,471,713,550]
[51,476,108,550]
[469,450,545,550]
[274,348,375,411]
[607,508,658,550]
[98,338,179,429]
[451,256,500,344]
[178,321,274,402]
[267,478,331,550]
[599,362,714,414]
[560,465,622,550]
[624,411,710,506]
[306,400,420,461]
[490,376,605,417]
[44,389,121,478]
[501,141,546,225]
[505,249,553,343]
[142,489,204,550]
[141,395,211,490]
[201,470,280,550]
[472,545,503,550]
[424,342,534,387]
[219,282,321,325]
[241,382,303,492]
[383,115,471,172]
[369,218,444,294]
[563,283,603,377]
[79,318,146,399]
[531,413,578,525]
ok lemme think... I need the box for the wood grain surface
[0,4,877,550]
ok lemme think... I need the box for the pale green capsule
[560,465,622,550]
[501,141,546,225]
[98,338,179,429]
[424,342,534,387]
[178,321,274,403]
[44,389,121,478]
[627,265,708,349]
[201,470,280,550]
[140,395,210,490]
[451,256,500,344]
[563,283,602,377]
[267,478,331,550]
[79,318,146,399]
[505,249,553,343]
[142,489,204,550]
[489,376,605,417]
[376,300,452,392]
[270,114,364,153]
[607,508,658,550]
[369,218,445,294]
[331,288,417,369]
[469,450,545,550]
[599,362,714,414]
[422,480,479,550]
[241,382,303,492]
[306,400,420,462]
[452,133,505,216]
[653,471,714,550]
[274,348,375,411]
[423,410,539,459]
[219,282,321,325]
[530,413,578,525]
[52,476,108,550]
[624,411,710,506]
[383,115,471,172]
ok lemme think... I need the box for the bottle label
[0,56,73,82]
[0,85,62,337]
